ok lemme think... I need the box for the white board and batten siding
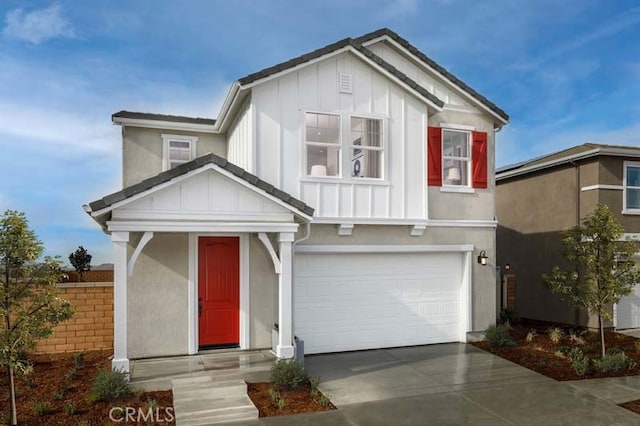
[294,251,465,354]
[251,51,432,221]
[227,99,254,173]
[111,169,294,222]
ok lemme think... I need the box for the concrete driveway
[230,343,640,425]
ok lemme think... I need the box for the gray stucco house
[85,28,509,372]
[497,143,640,329]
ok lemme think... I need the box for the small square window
[162,134,197,171]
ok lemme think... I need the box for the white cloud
[3,3,74,44]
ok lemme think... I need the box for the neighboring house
[496,143,640,329]
[85,28,509,373]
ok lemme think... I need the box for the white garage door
[616,286,640,329]
[294,251,467,354]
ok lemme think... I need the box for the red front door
[198,237,240,347]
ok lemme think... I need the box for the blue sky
[1,0,639,264]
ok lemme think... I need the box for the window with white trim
[442,129,470,186]
[305,112,341,177]
[304,112,385,179]
[350,117,383,179]
[624,162,640,211]
[162,134,197,170]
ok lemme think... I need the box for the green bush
[568,348,590,376]
[63,401,76,416]
[498,308,520,325]
[89,368,132,402]
[484,325,516,349]
[270,359,308,390]
[593,352,632,373]
[547,327,563,344]
[526,329,537,343]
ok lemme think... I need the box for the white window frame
[349,115,384,180]
[623,161,640,215]
[302,111,387,182]
[162,134,198,171]
[441,128,471,188]
[304,112,342,178]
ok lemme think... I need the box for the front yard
[0,350,173,425]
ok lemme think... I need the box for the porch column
[277,232,295,358]
[111,231,130,373]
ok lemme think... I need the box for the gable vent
[339,73,353,94]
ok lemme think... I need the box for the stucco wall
[428,110,496,221]
[298,224,497,332]
[128,233,189,359]
[122,126,227,187]
[249,235,278,349]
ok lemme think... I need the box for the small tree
[544,204,640,358]
[0,210,74,425]
[68,246,92,281]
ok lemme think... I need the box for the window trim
[441,128,472,188]
[623,160,640,215]
[302,111,387,182]
[162,134,198,171]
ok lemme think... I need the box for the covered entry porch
[85,154,314,373]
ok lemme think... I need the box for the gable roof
[238,37,445,108]
[497,143,640,181]
[355,28,509,123]
[87,153,314,217]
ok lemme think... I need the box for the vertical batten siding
[251,51,429,221]
[227,99,253,172]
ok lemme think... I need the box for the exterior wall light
[477,250,488,265]
[504,263,511,271]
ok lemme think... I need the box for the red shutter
[472,131,488,189]
[427,126,442,186]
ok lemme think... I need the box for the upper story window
[442,129,470,186]
[624,161,640,212]
[350,117,383,179]
[162,134,198,171]
[304,112,384,179]
[305,112,341,177]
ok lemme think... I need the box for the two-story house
[497,143,640,330]
[85,28,509,373]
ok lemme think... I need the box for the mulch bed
[0,350,174,425]
[247,382,336,417]
[471,321,640,381]
[620,399,640,415]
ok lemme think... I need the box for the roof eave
[112,116,219,133]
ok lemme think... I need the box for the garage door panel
[294,252,464,354]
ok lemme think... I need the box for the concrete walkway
[219,344,640,425]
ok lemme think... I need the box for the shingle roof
[112,110,217,126]
[497,143,640,176]
[355,28,510,123]
[238,37,445,108]
[88,153,314,217]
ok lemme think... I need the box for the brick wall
[64,270,114,283]
[35,283,113,354]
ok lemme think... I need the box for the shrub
[593,352,632,373]
[73,351,85,368]
[526,329,537,343]
[277,398,287,410]
[635,340,640,354]
[569,331,585,345]
[547,327,563,344]
[22,376,36,388]
[89,368,132,402]
[568,348,590,376]
[270,359,308,390]
[484,325,516,349]
[53,391,64,401]
[65,367,77,381]
[498,307,520,325]
[317,394,331,407]
[268,387,281,403]
[309,376,321,400]
[32,401,52,416]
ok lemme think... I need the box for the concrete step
[172,375,213,387]
[177,406,258,426]
[173,381,247,401]
[172,378,258,425]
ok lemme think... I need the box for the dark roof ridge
[355,28,509,122]
[112,110,216,126]
[88,153,314,217]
